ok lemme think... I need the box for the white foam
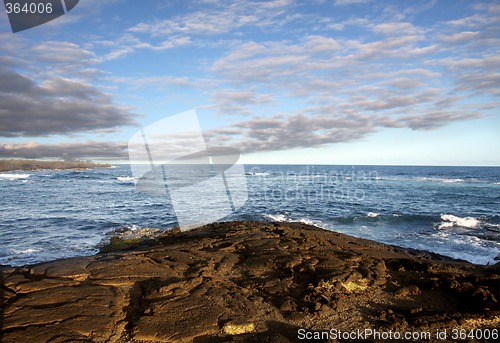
[442,178,464,183]
[430,231,499,264]
[367,212,379,218]
[415,177,465,183]
[264,213,288,222]
[297,218,316,225]
[245,172,270,176]
[103,225,160,243]
[263,213,319,226]
[379,176,469,184]
[438,214,480,229]
[11,247,41,254]
[0,173,31,180]
[117,176,138,182]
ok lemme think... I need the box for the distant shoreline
[0,159,111,172]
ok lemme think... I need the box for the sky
[0,0,499,166]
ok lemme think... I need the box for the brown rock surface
[1,221,499,342]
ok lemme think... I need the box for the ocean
[0,165,499,266]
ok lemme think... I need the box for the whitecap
[412,176,465,183]
[442,178,464,183]
[264,213,320,226]
[264,213,289,222]
[10,247,41,255]
[438,214,480,229]
[367,212,379,218]
[429,231,499,265]
[0,173,31,180]
[117,176,138,182]
[245,172,270,176]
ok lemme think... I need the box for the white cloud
[438,31,480,43]
[128,0,295,37]
[334,0,372,6]
[31,41,96,64]
[372,22,419,35]
[381,77,424,89]
[209,89,275,114]
[305,35,342,53]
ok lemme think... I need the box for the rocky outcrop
[1,221,498,342]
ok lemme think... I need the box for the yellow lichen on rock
[223,323,255,335]
[341,279,368,293]
[459,315,500,329]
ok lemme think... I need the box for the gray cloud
[0,141,128,160]
[210,89,275,114]
[456,71,500,96]
[438,31,480,43]
[0,67,138,137]
[31,41,96,65]
[400,111,481,130]
[205,99,482,154]
[0,32,140,140]
[206,111,378,154]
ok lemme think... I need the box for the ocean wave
[117,176,138,182]
[10,247,41,254]
[245,172,270,176]
[378,176,468,183]
[263,213,318,226]
[441,178,465,183]
[429,231,500,265]
[335,213,435,224]
[0,173,31,180]
[264,213,289,222]
[411,176,465,183]
[437,214,480,230]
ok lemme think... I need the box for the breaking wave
[117,176,138,182]
[0,173,31,180]
[437,214,480,230]
[263,213,319,226]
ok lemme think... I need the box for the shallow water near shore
[0,164,499,266]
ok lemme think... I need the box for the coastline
[0,159,111,172]
[1,221,498,342]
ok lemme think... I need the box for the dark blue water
[1,165,499,266]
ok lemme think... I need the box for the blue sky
[0,0,499,165]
